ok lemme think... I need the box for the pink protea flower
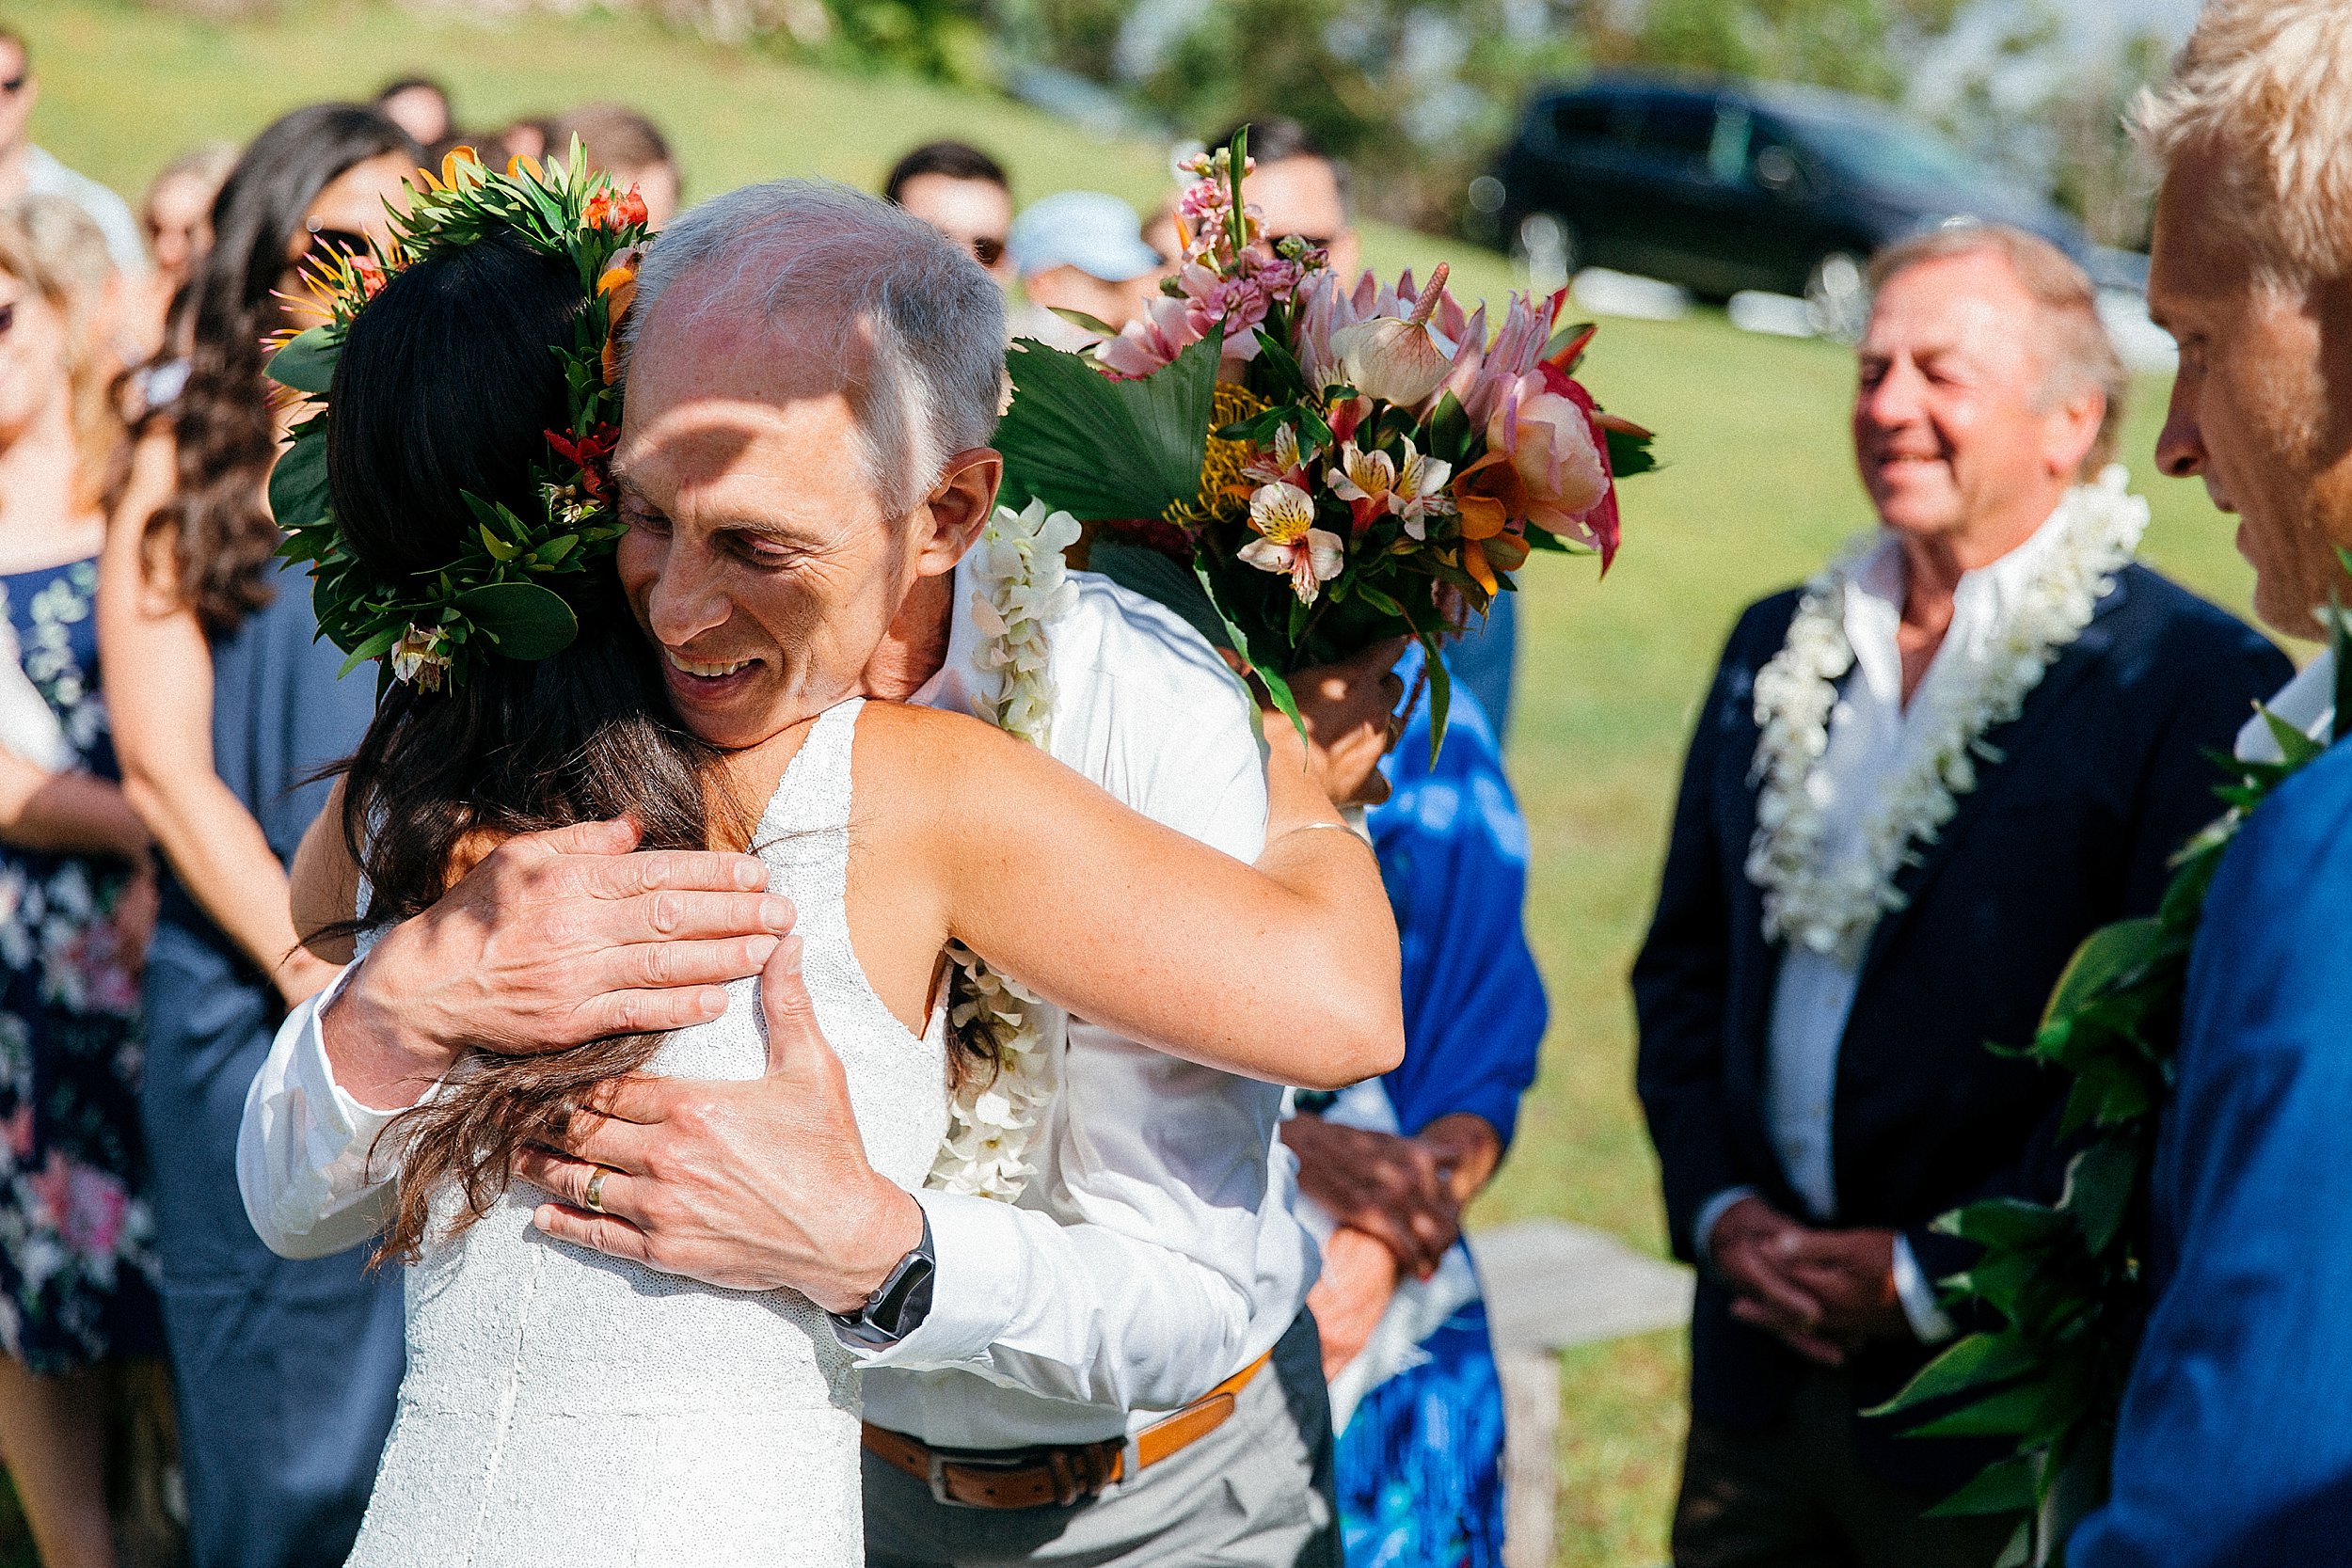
[1454,361,1618,579]
[1097,295,1206,379]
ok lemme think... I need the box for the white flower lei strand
[1746,465,2148,965]
[927,500,1083,1201]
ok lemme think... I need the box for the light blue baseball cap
[1008,191,1164,283]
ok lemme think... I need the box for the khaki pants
[1673,1366,2020,1568]
[864,1311,1338,1568]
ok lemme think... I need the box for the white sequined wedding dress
[346,699,948,1567]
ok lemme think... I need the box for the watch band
[831,1211,936,1349]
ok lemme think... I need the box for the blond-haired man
[2071,4,2352,1561]
[1634,223,2286,1566]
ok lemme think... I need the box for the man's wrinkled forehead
[1860,255,2037,374]
[628,265,868,412]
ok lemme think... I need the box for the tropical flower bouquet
[993,129,1655,745]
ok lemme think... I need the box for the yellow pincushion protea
[1163,381,1267,530]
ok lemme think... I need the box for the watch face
[873,1253,936,1337]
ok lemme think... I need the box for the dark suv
[1488,75,2116,327]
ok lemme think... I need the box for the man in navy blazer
[2070,4,2352,1563]
[1634,224,2288,1566]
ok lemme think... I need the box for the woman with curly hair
[95,103,419,1568]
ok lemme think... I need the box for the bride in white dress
[279,195,1401,1563]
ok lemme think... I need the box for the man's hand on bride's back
[324,816,797,1109]
[513,937,925,1312]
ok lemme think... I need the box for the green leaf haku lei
[265,143,652,691]
[1872,605,2352,1565]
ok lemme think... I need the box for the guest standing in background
[372,75,452,151]
[1633,226,2287,1567]
[135,143,235,348]
[546,102,679,226]
[0,26,144,277]
[12,197,134,388]
[1285,645,1544,1568]
[883,138,1015,287]
[96,104,418,1568]
[0,204,159,1568]
[1005,190,1163,349]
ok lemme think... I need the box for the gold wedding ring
[583,1168,609,1214]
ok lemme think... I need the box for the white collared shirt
[235,550,1306,1448]
[2235,645,2334,763]
[1704,508,2077,1343]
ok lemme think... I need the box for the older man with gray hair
[2067,3,2352,1562]
[239,180,1411,1566]
[1634,221,2284,1566]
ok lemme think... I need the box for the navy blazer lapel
[1851,577,2131,983]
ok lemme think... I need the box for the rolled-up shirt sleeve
[236,965,402,1260]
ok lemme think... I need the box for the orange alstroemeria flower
[596,249,641,386]
[583,184,651,235]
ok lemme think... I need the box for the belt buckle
[924,1447,1027,1509]
[923,1449,970,1508]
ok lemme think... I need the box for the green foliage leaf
[267,428,332,532]
[265,325,339,396]
[1422,390,1472,466]
[1924,1454,2037,1518]
[1046,305,1120,338]
[333,624,404,678]
[996,331,1217,521]
[1936,1197,2067,1251]
[2259,705,2325,767]
[1947,1249,2042,1319]
[1876,1331,2040,1416]
[2041,918,2167,1028]
[1906,1379,2046,1438]
[453,581,579,660]
[2062,1137,2140,1254]
[1420,633,1452,764]
[1606,424,1658,479]
[1251,326,1308,403]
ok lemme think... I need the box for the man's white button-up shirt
[236,549,1312,1449]
[1706,507,2074,1344]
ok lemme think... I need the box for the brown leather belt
[861,1348,1273,1510]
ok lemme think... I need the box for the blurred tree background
[151,0,2174,245]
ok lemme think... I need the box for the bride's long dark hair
[326,229,741,1264]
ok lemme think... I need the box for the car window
[1775,102,2000,198]
[1547,94,1617,146]
[1632,99,1720,161]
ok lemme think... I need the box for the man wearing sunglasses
[0,27,144,277]
[884,139,1014,288]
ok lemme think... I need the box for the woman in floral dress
[0,206,162,1564]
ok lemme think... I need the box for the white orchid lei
[1745,465,2148,964]
[927,500,1083,1200]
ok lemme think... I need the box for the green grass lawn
[10,5,2274,1563]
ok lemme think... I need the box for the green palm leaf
[996,331,1216,522]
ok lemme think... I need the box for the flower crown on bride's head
[264,143,651,693]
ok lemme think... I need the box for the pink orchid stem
[1408,263,1450,328]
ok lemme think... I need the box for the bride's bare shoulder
[848,699,1053,826]
[852,698,1024,755]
